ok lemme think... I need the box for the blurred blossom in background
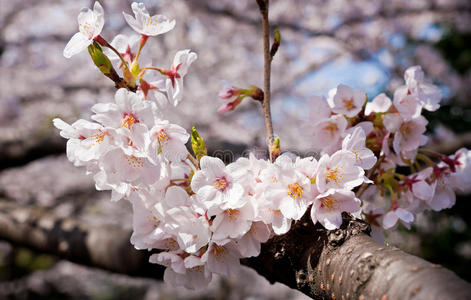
[0,0,470,298]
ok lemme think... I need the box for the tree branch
[0,199,469,299]
[257,0,275,162]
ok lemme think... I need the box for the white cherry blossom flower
[393,87,422,120]
[234,221,271,257]
[309,115,347,151]
[91,88,157,130]
[148,120,189,163]
[154,187,210,254]
[402,167,434,202]
[383,113,428,155]
[123,2,176,36]
[211,199,256,241]
[429,176,455,211]
[342,127,377,170]
[404,66,441,111]
[382,208,414,229]
[448,148,471,195]
[316,150,365,193]
[129,190,169,250]
[163,50,198,106]
[311,190,361,230]
[53,118,113,166]
[201,240,241,277]
[327,84,366,118]
[64,1,104,58]
[191,156,245,216]
[364,93,391,116]
[262,155,315,220]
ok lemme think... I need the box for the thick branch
[0,200,163,277]
[0,199,470,299]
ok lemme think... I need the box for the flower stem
[95,35,129,71]
[187,154,200,170]
[256,0,275,162]
[134,34,149,64]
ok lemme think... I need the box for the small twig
[356,154,385,198]
[187,154,200,170]
[257,0,275,162]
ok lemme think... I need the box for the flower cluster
[55,1,471,290]
[302,66,470,239]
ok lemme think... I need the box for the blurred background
[0,0,470,299]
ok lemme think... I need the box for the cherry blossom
[64,1,104,58]
[123,2,176,37]
[191,156,245,216]
[163,50,198,106]
[342,127,377,170]
[316,150,365,193]
[327,84,366,118]
[311,190,361,230]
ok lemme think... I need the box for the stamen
[320,196,340,212]
[326,167,343,184]
[213,177,228,191]
[122,113,139,129]
[227,209,240,221]
[287,183,304,200]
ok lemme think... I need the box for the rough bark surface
[0,200,470,300]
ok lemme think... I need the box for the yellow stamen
[287,183,304,200]
[326,167,343,184]
[156,129,169,144]
[343,98,355,110]
[126,155,144,168]
[227,209,240,221]
[320,196,340,212]
[213,178,228,191]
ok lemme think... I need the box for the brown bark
[0,199,470,299]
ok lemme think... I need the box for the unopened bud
[191,126,207,161]
[88,42,113,75]
[270,29,281,58]
[248,85,264,102]
[271,137,281,160]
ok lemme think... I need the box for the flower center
[287,183,303,200]
[144,16,160,28]
[156,129,169,144]
[326,167,343,184]
[213,244,226,259]
[400,123,412,136]
[126,155,144,168]
[324,123,338,135]
[213,177,228,191]
[122,113,139,129]
[89,131,106,146]
[320,196,340,212]
[227,209,240,221]
[79,23,95,39]
[343,98,355,110]
[352,148,362,163]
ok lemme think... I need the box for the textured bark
[0,200,163,277]
[245,213,471,300]
[0,199,470,299]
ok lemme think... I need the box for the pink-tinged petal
[199,156,226,178]
[63,32,91,58]
[382,211,398,229]
[318,211,343,230]
[395,208,414,223]
[165,186,189,207]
